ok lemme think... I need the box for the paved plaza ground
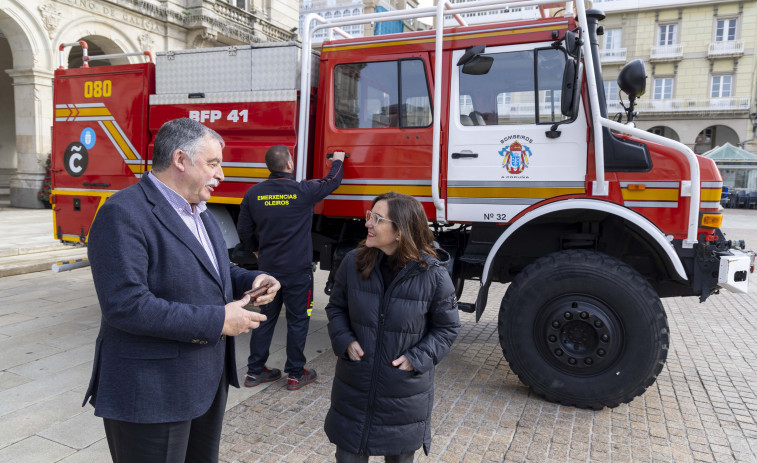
[0,202,755,462]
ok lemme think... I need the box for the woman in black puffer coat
[324,192,461,462]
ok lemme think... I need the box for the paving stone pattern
[220,284,757,463]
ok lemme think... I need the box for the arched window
[648,126,680,142]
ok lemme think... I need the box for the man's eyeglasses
[366,210,393,226]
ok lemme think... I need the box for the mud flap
[474,280,491,322]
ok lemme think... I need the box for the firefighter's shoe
[287,368,318,391]
[244,367,281,387]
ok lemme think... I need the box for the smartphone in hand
[244,282,272,303]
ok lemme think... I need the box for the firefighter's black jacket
[237,160,343,274]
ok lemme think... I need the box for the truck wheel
[499,250,668,409]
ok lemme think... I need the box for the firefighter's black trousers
[247,269,313,378]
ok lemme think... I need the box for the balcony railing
[708,40,745,58]
[600,48,627,63]
[606,96,750,115]
[205,1,295,42]
[650,43,683,61]
[214,1,257,23]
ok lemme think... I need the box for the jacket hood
[361,247,452,278]
[430,247,451,266]
[411,247,451,276]
[421,248,452,268]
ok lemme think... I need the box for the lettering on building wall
[60,0,158,32]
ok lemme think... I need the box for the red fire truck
[51,0,754,409]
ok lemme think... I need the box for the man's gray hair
[151,118,225,172]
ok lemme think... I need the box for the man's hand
[222,294,267,336]
[250,274,280,306]
[346,340,364,361]
[392,354,414,371]
[330,151,346,163]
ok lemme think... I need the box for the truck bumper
[718,249,755,293]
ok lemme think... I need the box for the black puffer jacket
[324,248,460,456]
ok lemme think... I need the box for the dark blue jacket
[83,175,262,423]
[237,160,343,274]
[324,248,460,456]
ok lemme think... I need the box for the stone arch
[54,18,138,70]
[694,125,740,154]
[647,125,680,142]
[67,35,131,69]
[0,1,55,70]
[0,1,56,206]
[0,34,17,189]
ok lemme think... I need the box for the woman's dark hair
[355,192,437,280]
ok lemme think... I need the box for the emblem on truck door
[499,140,533,175]
[80,127,96,149]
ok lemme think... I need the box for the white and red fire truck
[51,0,754,409]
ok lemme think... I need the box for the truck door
[317,55,434,219]
[446,43,588,223]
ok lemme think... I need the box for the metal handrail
[58,41,88,69]
[58,41,153,69]
[601,118,700,247]
[84,51,154,64]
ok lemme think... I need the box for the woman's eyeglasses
[365,210,393,226]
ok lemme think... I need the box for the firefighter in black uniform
[237,145,345,390]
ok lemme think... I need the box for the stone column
[6,67,54,209]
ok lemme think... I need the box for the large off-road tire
[499,250,669,409]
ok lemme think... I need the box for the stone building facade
[0,0,299,208]
[596,0,757,156]
[441,0,757,157]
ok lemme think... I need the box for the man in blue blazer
[84,117,280,462]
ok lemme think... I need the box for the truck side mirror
[458,44,494,75]
[564,30,581,57]
[561,59,577,117]
[457,45,485,66]
[617,59,646,98]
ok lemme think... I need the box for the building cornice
[55,0,294,44]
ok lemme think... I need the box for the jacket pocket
[118,340,180,359]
